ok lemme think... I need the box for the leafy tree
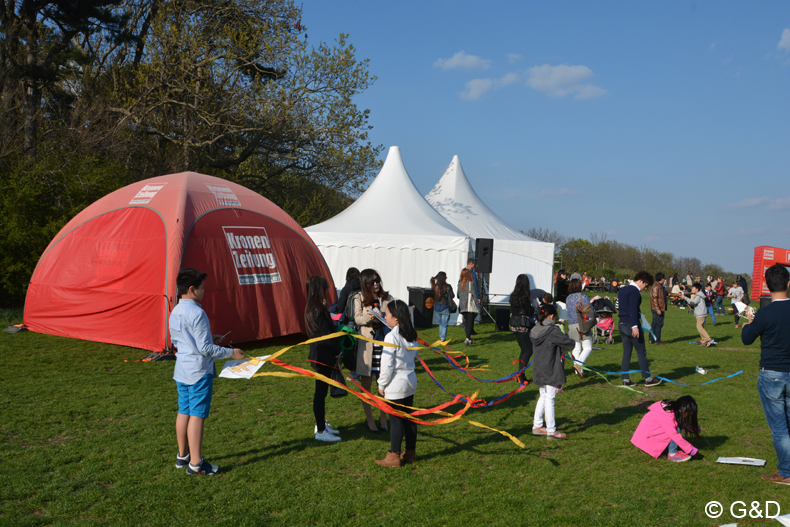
[0,0,128,155]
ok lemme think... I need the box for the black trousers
[620,322,650,380]
[650,310,665,343]
[513,330,533,383]
[388,394,417,453]
[462,312,476,339]
[313,365,333,432]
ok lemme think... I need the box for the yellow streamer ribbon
[249,332,526,448]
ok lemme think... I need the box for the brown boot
[400,450,417,464]
[375,451,401,467]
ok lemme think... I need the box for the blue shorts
[176,374,214,418]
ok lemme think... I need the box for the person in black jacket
[555,270,569,303]
[332,267,360,316]
[618,271,661,388]
[305,275,342,443]
[510,274,536,384]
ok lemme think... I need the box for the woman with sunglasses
[352,269,393,433]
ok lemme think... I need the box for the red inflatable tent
[24,172,334,351]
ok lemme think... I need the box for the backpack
[343,291,361,331]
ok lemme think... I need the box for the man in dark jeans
[649,272,667,345]
[742,264,790,485]
[618,271,661,387]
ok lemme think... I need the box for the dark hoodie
[529,320,576,386]
[334,276,360,315]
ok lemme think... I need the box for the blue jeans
[668,426,680,454]
[707,305,716,324]
[715,295,725,314]
[757,369,790,477]
[436,308,450,341]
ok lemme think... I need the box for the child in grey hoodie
[530,304,576,439]
[684,282,713,346]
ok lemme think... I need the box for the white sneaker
[315,430,341,442]
[314,421,340,435]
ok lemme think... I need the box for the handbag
[338,324,358,371]
[509,305,534,329]
[329,369,348,398]
[449,297,458,314]
[576,295,597,333]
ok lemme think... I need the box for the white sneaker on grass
[315,430,341,442]
[314,421,340,435]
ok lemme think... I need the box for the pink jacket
[631,401,698,458]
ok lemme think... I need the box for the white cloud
[461,78,496,100]
[575,84,608,100]
[507,53,522,63]
[526,64,607,99]
[709,42,717,51]
[500,72,521,86]
[460,72,523,100]
[434,51,491,71]
[769,197,790,209]
[778,28,790,51]
[646,236,660,242]
[725,196,790,210]
[721,57,733,65]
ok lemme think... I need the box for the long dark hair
[304,275,332,338]
[509,274,533,313]
[431,271,448,298]
[536,304,557,326]
[663,396,700,436]
[359,268,388,306]
[387,300,417,342]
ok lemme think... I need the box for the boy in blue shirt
[171,268,243,475]
[742,264,790,485]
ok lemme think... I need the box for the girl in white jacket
[375,299,419,467]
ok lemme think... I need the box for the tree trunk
[23,8,39,156]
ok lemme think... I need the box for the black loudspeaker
[495,307,510,331]
[475,238,494,274]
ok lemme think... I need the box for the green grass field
[1,295,786,526]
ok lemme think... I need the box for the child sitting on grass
[170,268,243,475]
[530,304,576,439]
[631,396,700,462]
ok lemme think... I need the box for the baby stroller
[591,297,616,345]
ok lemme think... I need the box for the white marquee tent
[306,147,472,301]
[425,155,555,303]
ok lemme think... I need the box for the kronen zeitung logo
[129,183,167,204]
[222,226,281,285]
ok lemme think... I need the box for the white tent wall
[309,242,469,302]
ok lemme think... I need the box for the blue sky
[299,1,790,275]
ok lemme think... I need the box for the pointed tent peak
[427,154,481,205]
[426,155,541,243]
[306,147,467,237]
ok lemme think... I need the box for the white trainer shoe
[314,421,340,435]
[315,430,341,442]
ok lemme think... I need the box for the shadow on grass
[417,428,557,465]
[570,400,653,433]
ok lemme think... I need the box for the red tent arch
[751,246,790,300]
[24,172,334,351]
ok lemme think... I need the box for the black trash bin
[760,295,772,309]
[407,286,435,328]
